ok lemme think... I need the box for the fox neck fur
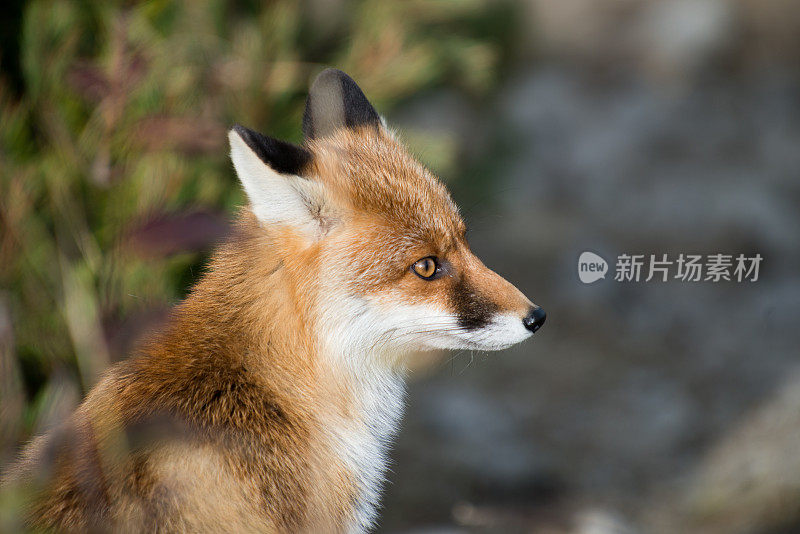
[133,212,408,532]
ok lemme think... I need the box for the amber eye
[411,257,440,280]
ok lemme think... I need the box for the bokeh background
[2,1,800,532]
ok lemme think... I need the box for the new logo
[578,251,608,284]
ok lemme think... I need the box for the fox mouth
[414,312,539,352]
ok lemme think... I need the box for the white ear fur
[229,130,330,239]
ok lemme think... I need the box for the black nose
[523,306,546,333]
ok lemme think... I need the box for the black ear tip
[312,68,352,86]
[231,124,272,155]
[231,124,258,143]
[230,124,311,176]
[308,68,363,99]
[305,67,380,140]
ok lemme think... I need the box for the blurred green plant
[0,0,517,456]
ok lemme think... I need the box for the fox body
[3,69,545,532]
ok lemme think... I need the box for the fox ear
[302,68,382,140]
[229,125,331,238]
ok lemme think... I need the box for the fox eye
[411,257,440,280]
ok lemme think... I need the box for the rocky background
[2,1,800,533]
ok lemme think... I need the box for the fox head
[228,69,545,369]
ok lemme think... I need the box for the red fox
[2,69,545,532]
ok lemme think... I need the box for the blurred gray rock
[682,369,800,533]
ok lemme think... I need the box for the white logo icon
[578,251,608,284]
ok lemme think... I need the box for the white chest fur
[328,369,406,533]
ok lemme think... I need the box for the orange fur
[2,72,539,533]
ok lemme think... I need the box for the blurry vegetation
[0,0,518,448]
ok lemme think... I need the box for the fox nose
[523,306,546,333]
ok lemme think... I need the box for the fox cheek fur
[4,69,545,533]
